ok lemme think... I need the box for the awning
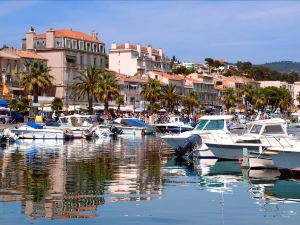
[8,87,24,91]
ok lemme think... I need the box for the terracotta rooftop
[16,50,45,60]
[34,29,103,44]
[106,69,148,83]
[150,71,184,81]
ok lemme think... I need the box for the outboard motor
[175,134,202,157]
[110,125,123,138]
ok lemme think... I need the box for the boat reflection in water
[0,137,171,220]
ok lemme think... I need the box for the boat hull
[10,128,69,139]
[207,143,262,160]
[269,151,300,172]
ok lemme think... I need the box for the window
[72,40,78,49]
[195,120,208,130]
[263,125,285,134]
[204,120,225,130]
[249,124,262,134]
[65,39,71,48]
[79,41,84,50]
[6,63,11,74]
[93,57,97,66]
[80,55,84,65]
[86,42,91,51]
[14,63,18,74]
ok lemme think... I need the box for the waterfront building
[223,76,260,89]
[145,70,184,94]
[113,71,148,111]
[0,46,46,99]
[22,28,106,104]
[187,73,218,105]
[109,42,170,76]
[293,82,300,107]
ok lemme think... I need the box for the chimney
[46,28,55,49]
[147,45,152,58]
[125,42,130,49]
[92,30,98,40]
[158,48,163,57]
[111,42,117,49]
[25,27,36,50]
[136,44,141,56]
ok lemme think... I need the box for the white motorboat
[10,122,73,139]
[99,118,155,136]
[154,116,193,133]
[45,114,94,138]
[161,115,234,156]
[206,118,290,160]
[265,140,300,172]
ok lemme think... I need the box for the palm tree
[222,88,236,113]
[51,97,63,111]
[96,72,120,113]
[141,78,161,113]
[20,60,53,103]
[182,91,200,114]
[116,96,125,112]
[161,84,179,113]
[252,89,266,111]
[71,66,100,113]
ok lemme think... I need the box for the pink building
[109,42,170,76]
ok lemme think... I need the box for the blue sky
[0,1,299,64]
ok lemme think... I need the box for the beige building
[109,42,170,76]
[22,28,106,103]
[0,46,46,99]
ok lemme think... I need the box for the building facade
[0,46,46,99]
[22,28,106,103]
[109,42,170,76]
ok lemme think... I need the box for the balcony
[66,62,78,69]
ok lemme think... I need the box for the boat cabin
[246,118,287,137]
[194,115,233,131]
[59,115,94,127]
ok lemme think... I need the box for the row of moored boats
[161,115,300,174]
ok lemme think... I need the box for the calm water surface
[1,136,300,225]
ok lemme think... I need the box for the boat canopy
[27,121,43,129]
[115,118,149,128]
[200,115,233,120]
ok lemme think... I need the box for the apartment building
[109,42,170,76]
[0,46,46,99]
[22,28,105,103]
[187,73,218,105]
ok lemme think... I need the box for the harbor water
[1,136,300,225]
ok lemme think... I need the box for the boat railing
[262,135,294,148]
[205,131,236,143]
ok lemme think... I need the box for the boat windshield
[195,119,225,131]
[249,124,263,134]
[262,125,285,135]
[195,120,208,130]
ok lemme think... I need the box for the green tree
[161,84,179,113]
[96,72,120,113]
[17,97,31,115]
[205,58,214,74]
[141,78,161,113]
[116,96,125,112]
[71,66,100,113]
[182,91,199,114]
[20,60,53,103]
[51,97,63,111]
[8,99,18,111]
[222,88,236,113]
[252,89,266,111]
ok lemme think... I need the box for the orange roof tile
[185,76,202,83]
[107,70,147,83]
[35,29,103,44]
[16,50,46,60]
[150,71,184,81]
